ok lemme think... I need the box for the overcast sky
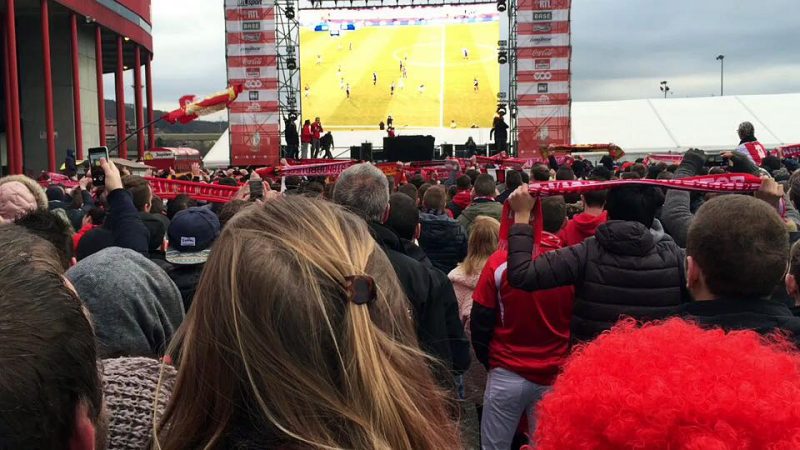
[139,0,800,117]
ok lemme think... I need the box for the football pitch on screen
[299,21,500,129]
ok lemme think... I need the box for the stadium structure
[0,0,154,174]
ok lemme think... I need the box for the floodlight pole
[716,54,724,96]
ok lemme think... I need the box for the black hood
[595,220,656,257]
[369,221,406,254]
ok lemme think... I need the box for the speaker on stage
[349,146,361,160]
[440,144,454,159]
[361,142,373,162]
[384,135,435,162]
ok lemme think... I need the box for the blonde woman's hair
[154,196,460,450]
[461,216,500,276]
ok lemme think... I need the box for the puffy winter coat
[419,212,468,274]
[457,199,503,236]
[507,219,689,343]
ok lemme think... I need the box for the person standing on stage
[311,117,324,159]
[474,77,479,92]
[300,119,312,159]
[490,112,509,155]
[391,82,395,96]
[346,83,351,99]
[283,116,299,159]
[373,72,378,85]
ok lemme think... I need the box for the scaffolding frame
[274,0,302,127]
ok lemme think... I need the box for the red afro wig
[534,319,800,450]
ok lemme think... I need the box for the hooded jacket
[369,222,470,379]
[418,211,468,274]
[449,190,472,218]
[507,219,689,343]
[66,247,185,358]
[558,210,608,247]
[457,199,503,235]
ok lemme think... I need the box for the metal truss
[275,0,301,122]
[507,0,518,156]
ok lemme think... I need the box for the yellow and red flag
[162,84,243,124]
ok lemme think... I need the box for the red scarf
[498,173,764,250]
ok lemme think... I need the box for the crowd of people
[2,121,800,449]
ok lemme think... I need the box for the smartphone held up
[87,146,109,187]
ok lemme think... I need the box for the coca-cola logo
[242,57,263,66]
[529,48,555,57]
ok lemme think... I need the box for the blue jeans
[481,367,548,450]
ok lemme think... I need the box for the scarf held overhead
[498,173,764,250]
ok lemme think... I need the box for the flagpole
[109,116,164,156]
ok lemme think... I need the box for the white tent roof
[205,93,800,167]
[572,93,800,153]
[203,128,229,168]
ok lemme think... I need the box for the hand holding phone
[249,180,264,201]
[87,147,109,187]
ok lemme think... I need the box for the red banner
[145,177,240,203]
[226,0,280,166]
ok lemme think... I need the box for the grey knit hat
[66,247,185,358]
[102,357,177,450]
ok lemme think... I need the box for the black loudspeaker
[350,146,361,160]
[372,148,386,162]
[440,144,454,159]
[384,135,435,162]
[361,142,373,162]
[454,145,468,158]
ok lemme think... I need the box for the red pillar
[6,0,22,174]
[41,0,56,172]
[95,26,106,146]
[69,14,83,159]
[115,35,126,158]
[133,46,144,158]
[145,53,154,148]
[2,15,15,174]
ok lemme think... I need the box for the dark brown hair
[687,195,789,298]
[122,174,152,212]
[0,225,102,449]
[541,196,566,233]
[474,173,496,197]
[398,183,418,201]
[531,164,551,182]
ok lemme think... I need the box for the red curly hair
[534,319,800,449]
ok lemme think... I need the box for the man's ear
[381,204,391,224]
[144,202,152,213]
[786,273,798,297]
[414,223,421,241]
[686,256,700,290]
[69,402,96,450]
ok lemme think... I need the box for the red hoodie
[451,190,472,211]
[558,210,607,247]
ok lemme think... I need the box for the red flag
[162,85,243,124]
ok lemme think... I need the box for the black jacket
[369,222,470,378]
[284,119,299,146]
[418,212,468,274]
[106,189,150,256]
[683,297,800,346]
[507,219,689,343]
[152,259,204,312]
[140,212,167,253]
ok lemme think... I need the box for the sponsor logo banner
[519,81,570,95]
[520,33,570,48]
[227,31,276,45]
[517,57,569,71]
[226,1,279,165]
[517,0,571,11]
[518,46,571,59]
[518,9,569,22]
[518,21,570,35]
[517,70,571,83]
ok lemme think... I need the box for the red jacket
[558,211,607,247]
[472,232,574,385]
[311,122,323,140]
[301,124,312,143]
[452,190,472,210]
